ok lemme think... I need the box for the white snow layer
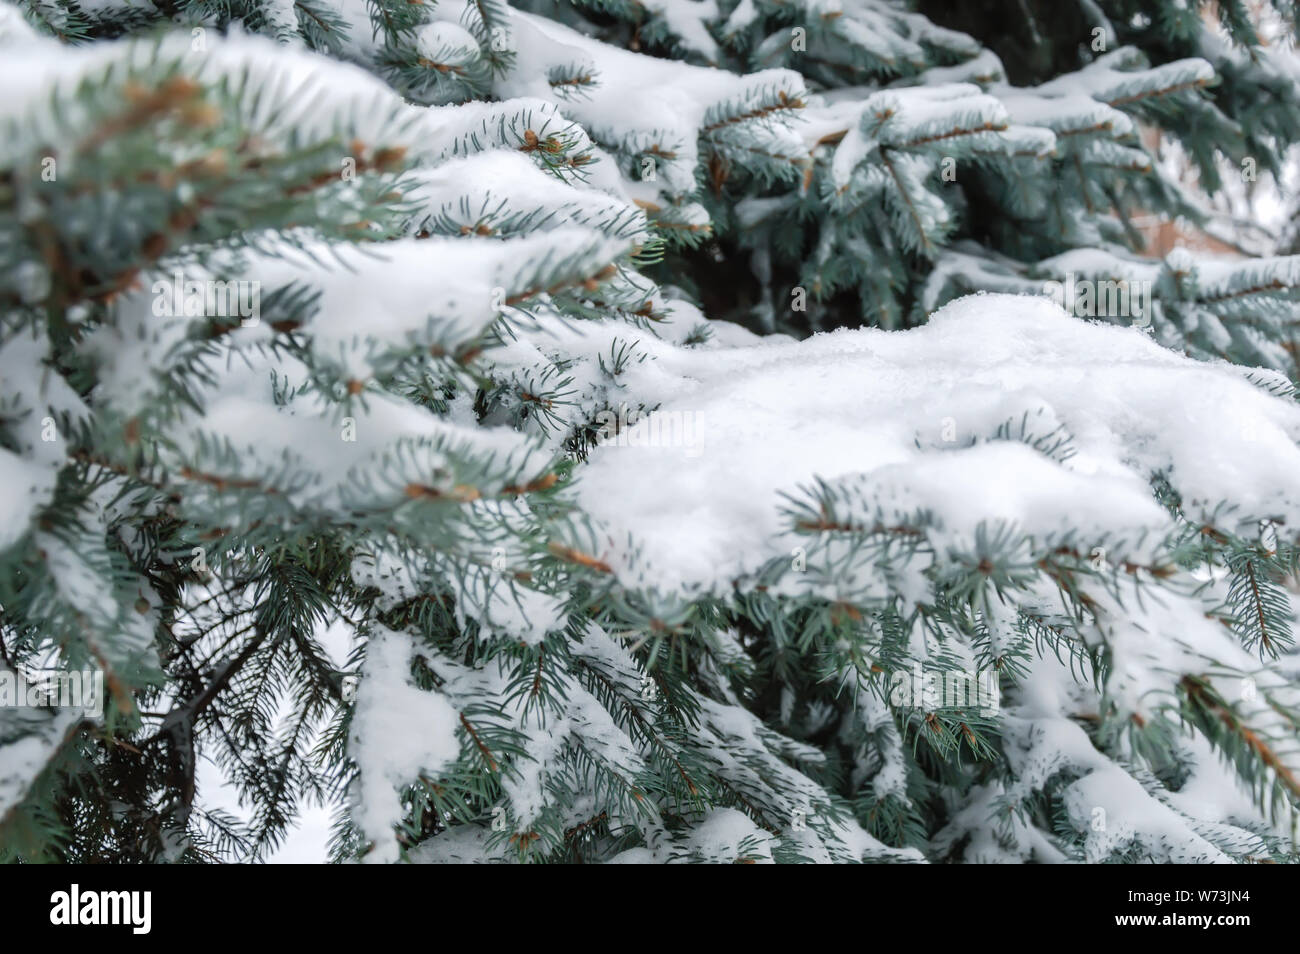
[349,625,461,864]
[575,293,1300,595]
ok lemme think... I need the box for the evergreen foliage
[2,0,1300,863]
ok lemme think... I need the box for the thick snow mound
[576,293,1300,594]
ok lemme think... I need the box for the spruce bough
[1,0,1299,863]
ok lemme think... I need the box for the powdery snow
[575,293,1300,594]
[349,625,461,864]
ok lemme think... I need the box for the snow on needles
[350,625,460,864]
[576,293,1300,595]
